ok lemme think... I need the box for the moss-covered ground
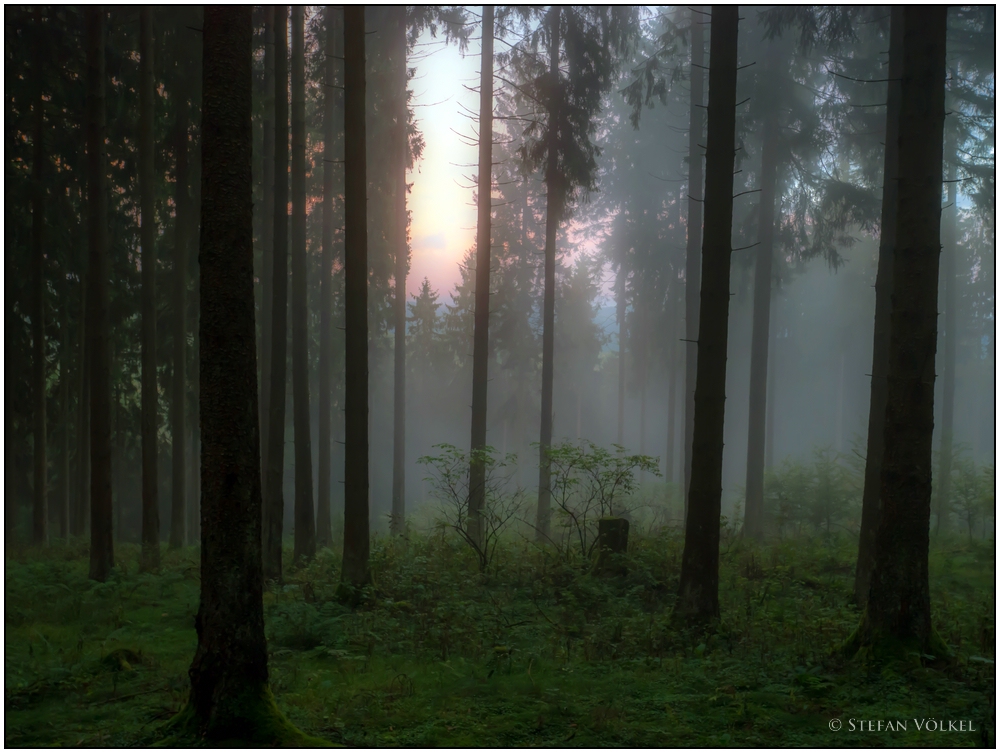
[4,529,994,747]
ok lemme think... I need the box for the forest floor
[4,528,995,747]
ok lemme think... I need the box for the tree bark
[675,5,739,625]
[86,7,114,581]
[74,257,90,538]
[316,6,338,550]
[290,5,315,566]
[934,128,958,535]
[342,5,370,589]
[468,4,494,545]
[616,262,626,446]
[139,6,160,569]
[535,5,560,543]
[665,286,678,486]
[60,251,71,539]
[742,49,780,540]
[31,16,48,547]
[848,6,946,655]
[169,76,189,550]
[391,6,409,536]
[765,320,776,470]
[181,8,273,736]
[854,6,903,606]
[259,6,275,481]
[263,5,289,581]
[683,6,705,521]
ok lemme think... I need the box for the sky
[405,25,483,300]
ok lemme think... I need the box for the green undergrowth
[4,531,994,747]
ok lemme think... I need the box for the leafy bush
[763,447,861,537]
[542,441,660,562]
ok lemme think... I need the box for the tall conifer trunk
[342,5,370,589]
[31,10,48,546]
[316,6,338,549]
[263,5,289,581]
[675,5,739,624]
[169,80,189,549]
[177,9,294,737]
[391,6,409,536]
[536,5,560,542]
[854,7,903,605]
[259,6,275,478]
[85,6,114,581]
[290,5,315,565]
[74,259,90,538]
[742,46,781,540]
[616,264,626,446]
[683,7,705,519]
[665,287,678,486]
[139,6,160,569]
[469,4,494,544]
[60,254,71,539]
[847,6,946,655]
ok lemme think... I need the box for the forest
[4,4,995,747]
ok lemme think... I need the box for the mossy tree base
[842,612,951,666]
[157,685,334,747]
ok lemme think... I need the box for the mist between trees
[4,4,995,745]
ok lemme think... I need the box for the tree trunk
[342,5,370,590]
[616,264,626,446]
[169,77,189,550]
[187,89,203,547]
[847,6,946,657]
[259,6,275,480]
[675,5,739,625]
[85,7,114,580]
[665,287,678,485]
[934,128,958,536]
[765,320,776,470]
[468,4,494,545]
[176,10,296,738]
[60,260,71,539]
[535,5,560,543]
[316,6,338,550]
[31,21,48,547]
[139,7,160,569]
[683,6,705,521]
[263,5,289,581]
[742,59,780,540]
[74,261,90,538]
[391,6,409,536]
[290,5,315,566]
[854,6,903,606]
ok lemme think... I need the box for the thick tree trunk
[934,133,957,536]
[848,6,946,657]
[169,83,189,550]
[187,95,203,547]
[742,59,780,540]
[468,4,494,545]
[342,5,370,589]
[86,7,114,581]
[316,6,338,550]
[290,6,315,566]
[683,7,705,520]
[675,5,739,625]
[535,5,560,543]
[139,7,160,569]
[31,25,48,547]
[263,5,289,581]
[177,10,294,738]
[392,6,410,536]
[854,6,903,606]
[259,6,275,479]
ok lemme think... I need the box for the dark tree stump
[597,517,630,575]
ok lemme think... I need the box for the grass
[4,528,994,747]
